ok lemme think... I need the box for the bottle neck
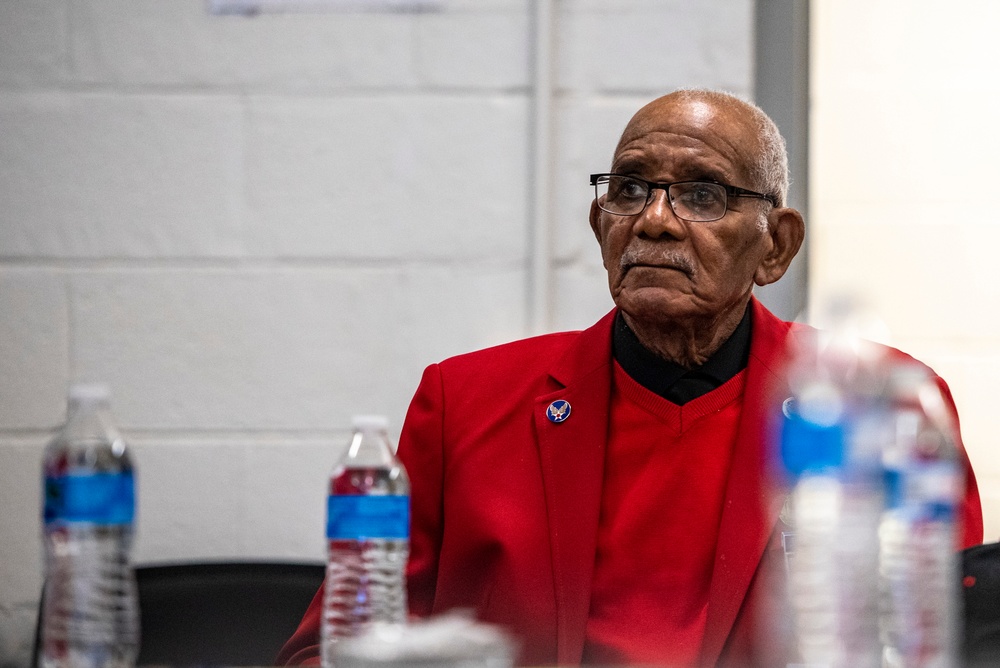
[62,401,124,452]
[342,428,397,468]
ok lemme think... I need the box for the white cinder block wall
[0,1,753,664]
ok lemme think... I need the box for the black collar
[612,304,752,405]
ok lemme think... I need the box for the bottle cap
[331,611,516,667]
[351,414,389,431]
[68,382,112,408]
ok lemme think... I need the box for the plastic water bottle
[321,415,410,668]
[40,384,139,668]
[779,324,888,668]
[879,363,962,668]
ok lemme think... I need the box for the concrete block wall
[0,1,753,664]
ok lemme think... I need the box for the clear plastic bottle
[41,384,139,668]
[879,364,962,668]
[779,323,888,668]
[321,415,410,668]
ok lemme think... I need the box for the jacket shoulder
[437,330,583,377]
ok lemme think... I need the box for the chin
[617,290,704,325]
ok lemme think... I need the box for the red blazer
[278,298,983,667]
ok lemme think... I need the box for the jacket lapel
[534,302,796,665]
[534,309,616,665]
[700,298,794,665]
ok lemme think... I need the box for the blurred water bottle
[779,316,888,668]
[322,415,410,668]
[879,363,963,668]
[330,613,516,668]
[41,384,139,668]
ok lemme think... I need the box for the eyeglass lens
[596,175,728,221]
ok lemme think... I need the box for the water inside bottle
[322,466,409,666]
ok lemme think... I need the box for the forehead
[612,98,759,182]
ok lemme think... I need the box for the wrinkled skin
[589,93,805,367]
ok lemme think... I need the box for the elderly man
[279,89,983,667]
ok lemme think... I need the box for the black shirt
[612,304,752,405]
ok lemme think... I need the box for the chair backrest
[962,542,1000,667]
[33,561,325,667]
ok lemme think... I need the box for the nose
[633,187,688,240]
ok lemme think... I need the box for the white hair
[615,89,790,232]
[671,88,790,210]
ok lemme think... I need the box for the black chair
[33,561,325,667]
[962,542,1000,667]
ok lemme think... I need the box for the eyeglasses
[590,173,777,222]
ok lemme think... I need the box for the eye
[674,182,725,212]
[611,176,648,201]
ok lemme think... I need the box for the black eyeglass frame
[589,173,778,221]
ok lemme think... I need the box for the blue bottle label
[780,411,845,478]
[44,472,135,525]
[326,495,409,540]
[884,462,958,520]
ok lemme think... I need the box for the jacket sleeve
[275,364,446,665]
[274,586,323,666]
[397,363,446,617]
[935,374,984,548]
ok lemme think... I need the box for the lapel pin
[546,399,571,423]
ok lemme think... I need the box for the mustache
[619,245,695,275]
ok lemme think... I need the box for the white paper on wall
[207,0,442,14]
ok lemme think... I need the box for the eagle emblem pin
[546,400,571,423]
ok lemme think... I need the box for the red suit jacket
[279,298,983,667]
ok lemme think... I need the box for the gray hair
[670,89,790,209]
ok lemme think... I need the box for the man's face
[590,97,774,330]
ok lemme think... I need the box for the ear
[754,206,805,286]
[589,198,613,270]
[589,198,603,244]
